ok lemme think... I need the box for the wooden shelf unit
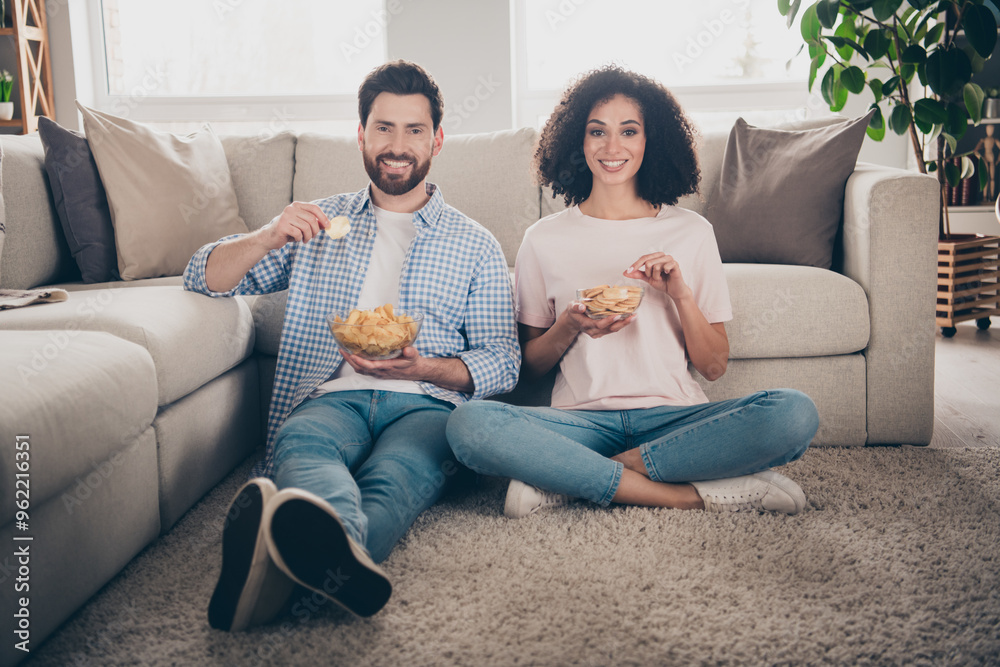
[1,0,54,134]
[937,235,1000,335]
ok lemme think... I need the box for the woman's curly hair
[534,65,700,208]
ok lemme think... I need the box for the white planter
[0,102,13,121]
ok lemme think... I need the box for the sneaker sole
[207,479,295,631]
[264,489,392,618]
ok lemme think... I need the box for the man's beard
[363,149,432,196]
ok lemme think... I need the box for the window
[93,0,387,132]
[514,0,814,128]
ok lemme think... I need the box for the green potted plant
[778,0,998,237]
[0,69,14,121]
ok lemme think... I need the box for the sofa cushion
[431,128,540,266]
[292,128,540,266]
[705,112,873,269]
[220,132,296,232]
[0,135,77,289]
[724,264,869,359]
[0,287,254,405]
[37,116,119,283]
[0,330,158,524]
[77,103,249,281]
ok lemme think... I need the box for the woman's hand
[624,252,693,303]
[560,301,636,339]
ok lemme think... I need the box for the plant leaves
[964,82,985,125]
[922,22,944,49]
[864,28,892,60]
[816,0,841,29]
[889,104,912,134]
[925,47,972,97]
[944,160,961,187]
[867,104,886,141]
[900,44,926,64]
[833,18,863,60]
[883,75,900,96]
[800,2,821,41]
[905,0,933,9]
[914,97,949,125]
[842,66,867,93]
[873,0,904,21]
[963,5,998,59]
[778,0,792,15]
[945,102,968,141]
[787,0,803,28]
[870,77,884,102]
[960,156,976,181]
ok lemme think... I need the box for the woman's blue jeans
[272,391,456,563]
[446,389,818,506]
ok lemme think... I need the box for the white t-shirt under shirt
[515,204,733,411]
[311,205,427,398]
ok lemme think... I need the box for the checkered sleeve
[456,238,521,399]
[183,232,292,297]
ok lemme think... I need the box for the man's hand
[341,346,422,380]
[341,347,475,393]
[261,202,331,250]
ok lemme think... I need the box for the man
[184,60,520,631]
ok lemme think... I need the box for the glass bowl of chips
[576,284,645,319]
[326,305,423,360]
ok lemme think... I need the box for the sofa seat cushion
[724,264,869,359]
[0,330,158,524]
[0,286,254,405]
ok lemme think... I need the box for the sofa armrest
[841,162,939,444]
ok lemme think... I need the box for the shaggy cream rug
[24,446,1000,666]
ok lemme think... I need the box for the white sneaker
[504,479,571,518]
[691,470,806,515]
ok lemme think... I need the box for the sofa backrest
[0,135,76,290]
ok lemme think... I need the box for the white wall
[386,0,512,135]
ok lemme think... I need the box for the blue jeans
[272,391,457,563]
[446,389,818,506]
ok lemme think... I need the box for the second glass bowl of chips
[575,284,644,319]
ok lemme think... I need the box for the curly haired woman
[446,65,819,517]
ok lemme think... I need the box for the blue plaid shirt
[184,184,520,477]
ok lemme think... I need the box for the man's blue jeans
[272,391,456,563]
[446,389,818,506]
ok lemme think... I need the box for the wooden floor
[930,320,1000,448]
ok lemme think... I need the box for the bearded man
[184,60,519,631]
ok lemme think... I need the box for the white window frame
[510,0,818,128]
[83,1,376,125]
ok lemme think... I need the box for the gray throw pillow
[706,111,874,269]
[37,116,119,283]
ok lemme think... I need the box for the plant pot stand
[937,234,1000,337]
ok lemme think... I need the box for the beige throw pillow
[76,102,248,280]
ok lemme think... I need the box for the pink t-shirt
[515,205,732,410]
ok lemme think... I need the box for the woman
[446,65,818,517]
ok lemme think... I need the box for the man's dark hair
[534,65,701,208]
[358,60,445,131]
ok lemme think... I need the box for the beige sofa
[0,122,938,663]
